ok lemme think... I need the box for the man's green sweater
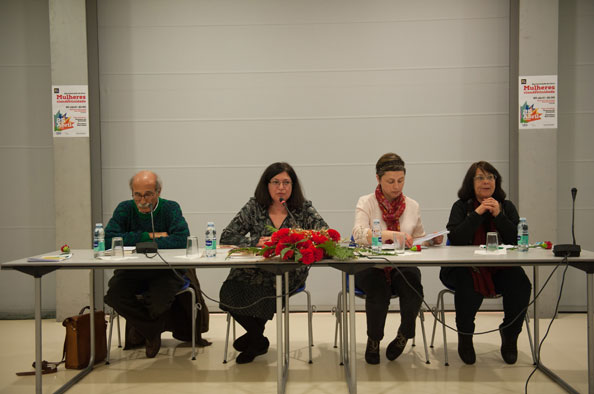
[105,198,189,249]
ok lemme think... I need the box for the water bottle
[93,223,105,257]
[205,222,217,258]
[517,217,529,252]
[371,219,382,253]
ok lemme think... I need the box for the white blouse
[352,193,426,245]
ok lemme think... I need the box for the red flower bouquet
[228,227,353,264]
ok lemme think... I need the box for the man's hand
[149,232,168,239]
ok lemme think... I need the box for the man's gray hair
[129,171,163,192]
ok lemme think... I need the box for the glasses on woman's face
[269,180,292,188]
[133,191,156,200]
[474,174,496,182]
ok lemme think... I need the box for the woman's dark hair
[254,162,305,210]
[376,152,406,178]
[458,161,507,202]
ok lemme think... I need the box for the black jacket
[446,198,520,246]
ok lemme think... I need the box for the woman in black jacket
[441,161,531,365]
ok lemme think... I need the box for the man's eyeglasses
[474,175,496,182]
[270,180,292,187]
[133,191,156,200]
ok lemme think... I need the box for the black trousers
[439,266,532,337]
[232,313,267,342]
[355,267,423,341]
[104,269,185,340]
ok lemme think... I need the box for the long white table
[1,249,302,394]
[2,246,594,394]
[326,246,594,394]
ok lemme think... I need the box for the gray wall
[1,0,592,316]
[0,0,56,318]
[557,0,594,310]
[97,0,511,310]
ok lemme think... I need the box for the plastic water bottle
[93,223,105,258]
[371,219,382,253]
[517,217,529,252]
[205,222,217,258]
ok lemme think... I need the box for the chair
[106,276,200,362]
[430,287,536,366]
[333,277,431,364]
[223,284,314,364]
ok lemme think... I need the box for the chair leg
[438,290,451,366]
[430,292,442,347]
[304,289,313,364]
[223,312,231,364]
[188,288,197,360]
[334,291,342,349]
[116,313,121,348]
[106,311,117,364]
[418,308,430,364]
[525,313,536,364]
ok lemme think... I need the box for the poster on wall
[518,75,557,129]
[52,85,89,137]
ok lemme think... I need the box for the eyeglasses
[133,191,156,200]
[269,180,292,187]
[474,175,496,182]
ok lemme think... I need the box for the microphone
[279,198,297,227]
[553,187,581,257]
[136,202,158,254]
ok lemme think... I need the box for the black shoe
[386,331,408,361]
[145,334,161,358]
[365,338,380,365]
[233,333,250,352]
[500,331,518,364]
[236,337,269,364]
[457,334,476,365]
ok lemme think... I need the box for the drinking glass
[111,237,124,259]
[393,232,405,254]
[486,232,499,253]
[186,236,200,258]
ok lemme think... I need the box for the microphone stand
[136,202,158,254]
[279,198,297,227]
[553,187,581,257]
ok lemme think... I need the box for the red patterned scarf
[375,185,406,283]
[470,199,507,297]
[375,185,406,232]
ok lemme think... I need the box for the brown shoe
[145,334,161,358]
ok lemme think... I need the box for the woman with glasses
[442,161,531,365]
[352,153,443,364]
[218,162,328,364]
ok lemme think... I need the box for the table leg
[348,274,357,394]
[284,272,290,368]
[341,273,348,366]
[276,274,285,394]
[54,270,97,394]
[34,277,42,394]
[533,266,540,360]
[586,273,594,394]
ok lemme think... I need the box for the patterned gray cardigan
[220,197,329,288]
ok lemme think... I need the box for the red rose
[313,247,324,261]
[544,241,553,249]
[297,239,313,250]
[263,248,276,258]
[311,234,329,245]
[275,242,288,256]
[282,249,294,260]
[300,247,315,265]
[271,228,290,243]
[327,229,341,242]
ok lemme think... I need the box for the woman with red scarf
[442,161,531,365]
[352,153,443,364]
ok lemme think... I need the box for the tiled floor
[0,311,588,393]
